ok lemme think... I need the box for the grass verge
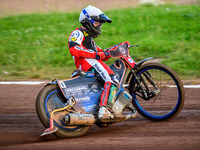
[0,4,199,80]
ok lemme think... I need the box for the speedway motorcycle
[36,44,185,138]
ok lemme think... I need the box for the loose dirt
[0,84,199,149]
[0,0,199,149]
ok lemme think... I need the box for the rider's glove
[96,52,109,60]
[122,41,131,48]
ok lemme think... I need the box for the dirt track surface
[0,84,200,150]
[0,0,200,149]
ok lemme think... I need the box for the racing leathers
[68,27,118,120]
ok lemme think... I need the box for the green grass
[0,4,200,80]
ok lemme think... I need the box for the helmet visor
[99,14,112,23]
[92,14,112,23]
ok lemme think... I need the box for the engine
[64,91,133,126]
[112,91,132,114]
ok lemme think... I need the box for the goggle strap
[82,9,95,25]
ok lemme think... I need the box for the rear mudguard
[46,79,58,85]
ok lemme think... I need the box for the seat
[71,70,95,78]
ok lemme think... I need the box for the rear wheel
[129,63,185,121]
[36,84,91,138]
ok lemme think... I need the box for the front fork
[127,69,159,100]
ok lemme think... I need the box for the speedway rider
[68,5,130,121]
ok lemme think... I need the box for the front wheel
[129,63,185,121]
[36,84,91,138]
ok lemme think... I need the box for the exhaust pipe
[64,113,95,126]
[125,111,138,120]
[64,111,138,126]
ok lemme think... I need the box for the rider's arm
[96,45,111,61]
[102,53,111,61]
[69,45,96,58]
[68,30,96,58]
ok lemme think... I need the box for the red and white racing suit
[68,27,116,107]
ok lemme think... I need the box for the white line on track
[0,81,46,85]
[182,85,200,88]
[0,81,200,88]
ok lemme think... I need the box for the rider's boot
[98,81,118,122]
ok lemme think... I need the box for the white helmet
[79,5,112,38]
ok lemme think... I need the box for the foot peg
[39,118,58,137]
[39,97,76,137]
[98,106,114,122]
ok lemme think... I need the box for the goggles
[82,8,111,26]
[82,9,96,25]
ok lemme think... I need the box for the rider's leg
[98,81,118,120]
[80,59,118,120]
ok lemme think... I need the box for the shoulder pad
[69,30,84,45]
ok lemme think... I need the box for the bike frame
[110,44,157,100]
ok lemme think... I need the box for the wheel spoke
[130,63,184,121]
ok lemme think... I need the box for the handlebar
[109,44,139,58]
[128,45,139,48]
